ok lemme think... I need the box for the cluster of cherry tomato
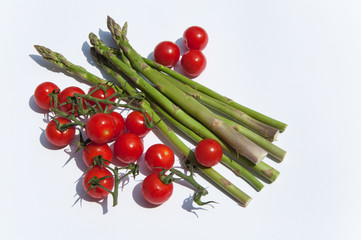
[34,76,224,206]
[34,81,179,205]
[153,26,208,77]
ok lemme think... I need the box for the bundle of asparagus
[34,16,287,207]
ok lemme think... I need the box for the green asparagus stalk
[88,34,235,154]
[156,71,279,141]
[150,101,264,191]
[34,45,109,87]
[34,45,252,206]
[101,46,281,181]
[106,16,267,165]
[154,72,287,162]
[142,57,288,132]
[149,100,279,182]
[90,47,271,188]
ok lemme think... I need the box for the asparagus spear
[34,45,252,206]
[142,57,288,132]
[149,100,279,182]
[154,72,287,162]
[89,33,235,153]
[156,71,279,141]
[106,16,267,165]
[102,46,281,181]
[90,47,266,190]
[149,101,264,191]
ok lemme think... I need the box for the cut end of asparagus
[240,197,252,207]
[272,130,280,141]
[262,168,280,182]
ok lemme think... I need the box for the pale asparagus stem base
[106,16,268,165]
[219,115,287,162]
[34,45,252,206]
[142,57,288,132]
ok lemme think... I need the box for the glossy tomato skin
[82,142,113,167]
[195,138,223,167]
[113,133,144,164]
[34,82,59,110]
[125,111,151,138]
[153,41,180,68]
[181,50,207,77]
[85,113,115,144]
[145,144,175,173]
[45,117,75,147]
[58,86,85,114]
[110,111,125,140]
[87,85,117,111]
[83,165,114,199]
[183,26,208,50]
[141,173,173,205]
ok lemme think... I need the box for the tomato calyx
[84,174,114,196]
[84,158,140,206]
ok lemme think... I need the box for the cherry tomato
[109,111,125,140]
[83,165,114,199]
[181,50,207,77]
[141,173,173,205]
[113,132,144,164]
[153,41,180,68]
[145,144,175,173]
[82,142,113,167]
[85,113,115,144]
[45,117,75,147]
[34,82,59,110]
[58,86,85,114]
[125,111,151,138]
[194,138,223,167]
[87,85,117,111]
[183,26,209,50]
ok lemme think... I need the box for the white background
[1,0,360,239]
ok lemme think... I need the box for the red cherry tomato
[45,117,75,147]
[125,111,151,138]
[194,138,223,167]
[83,165,114,199]
[141,173,173,205]
[153,41,180,68]
[82,142,113,167]
[181,50,207,77]
[87,85,117,111]
[58,86,85,114]
[85,113,115,144]
[145,144,175,173]
[110,111,125,140]
[34,82,59,110]
[113,132,144,164]
[183,26,208,50]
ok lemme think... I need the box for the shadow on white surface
[175,37,188,56]
[29,95,49,114]
[64,142,88,172]
[181,194,210,218]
